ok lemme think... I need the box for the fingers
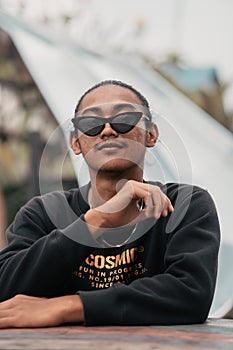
[126,181,174,220]
[0,296,22,328]
[89,181,174,230]
[0,295,47,328]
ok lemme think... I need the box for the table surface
[0,318,232,350]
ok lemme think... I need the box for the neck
[89,167,143,208]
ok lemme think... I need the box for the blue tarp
[161,62,218,91]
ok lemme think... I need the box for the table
[0,318,232,350]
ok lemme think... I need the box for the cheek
[122,130,147,160]
[78,136,96,156]
[128,128,147,144]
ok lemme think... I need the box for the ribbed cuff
[79,286,122,326]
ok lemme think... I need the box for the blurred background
[1,0,232,222]
[0,0,233,314]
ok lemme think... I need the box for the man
[0,80,220,328]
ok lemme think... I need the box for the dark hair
[74,79,152,120]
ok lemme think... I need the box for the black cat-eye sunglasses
[72,111,151,137]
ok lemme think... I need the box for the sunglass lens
[112,112,142,133]
[78,118,103,136]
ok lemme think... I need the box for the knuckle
[14,294,22,299]
[13,294,24,302]
[127,179,136,188]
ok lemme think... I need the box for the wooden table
[0,318,232,350]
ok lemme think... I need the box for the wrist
[58,295,84,324]
[84,209,109,237]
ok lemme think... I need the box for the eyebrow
[80,103,138,116]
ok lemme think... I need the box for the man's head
[70,80,159,174]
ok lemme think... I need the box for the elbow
[184,287,213,324]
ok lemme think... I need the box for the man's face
[71,84,157,174]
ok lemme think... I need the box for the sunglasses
[72,112,151,137]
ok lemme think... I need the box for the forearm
[0,228,95,301]
[80,271,214,326]
[0,232,69,300]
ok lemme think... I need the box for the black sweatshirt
[0,182,220,326]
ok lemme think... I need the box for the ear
[69,132,82,155]
[146,123,159,148]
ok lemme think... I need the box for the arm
[79,186,220,325]
[0,192,97,301]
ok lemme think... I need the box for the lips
[96,141,127,151]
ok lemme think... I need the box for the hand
[0,294,84,328]
[85,180,174,232]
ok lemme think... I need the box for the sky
[2,0,233,110]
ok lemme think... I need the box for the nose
[100,123,118,138]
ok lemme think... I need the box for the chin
[98,159,140,174]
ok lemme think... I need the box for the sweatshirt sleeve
[79,186,220,326]
[0,193,97,301]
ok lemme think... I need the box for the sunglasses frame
[72,111,151,137]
